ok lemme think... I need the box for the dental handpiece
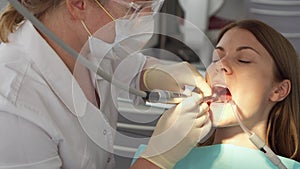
[145,89,218,104]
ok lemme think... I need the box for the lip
[211,80,227,88]
[212,83,227,88]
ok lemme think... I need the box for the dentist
[0,0,212,168]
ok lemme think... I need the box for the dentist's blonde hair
[202,19,300,161]
[0,0,65,43]
[0,0,106,43]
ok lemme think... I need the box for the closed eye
[212,59,220,63]
[238,60,251,63]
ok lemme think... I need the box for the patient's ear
[269,79,291,102]
[66,0,88,20]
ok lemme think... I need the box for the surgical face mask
[115,14,155,51]
[83,0,160,62]
[87,14,155,63]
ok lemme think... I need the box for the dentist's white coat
[0,20,147,169]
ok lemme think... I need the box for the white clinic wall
[215,0,247,20]
[245,0,300,56]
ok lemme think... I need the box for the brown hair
[203,19,300,161]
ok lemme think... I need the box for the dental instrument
[145,89,218,104]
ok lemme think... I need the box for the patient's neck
[213,120,267,149]
[213,126,257,149]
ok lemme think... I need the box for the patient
[134,19,300,168]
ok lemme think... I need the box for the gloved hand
[143,61,211,96]
[140,93,212,169]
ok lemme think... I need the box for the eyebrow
[237,46,260,55]
[215,46,260,55]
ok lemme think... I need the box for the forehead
[218,28,269,54]
[219,28,259,46]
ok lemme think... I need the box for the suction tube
[229,100,287,169]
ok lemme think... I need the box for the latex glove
[143,61,211,96]
[140,93,212,169]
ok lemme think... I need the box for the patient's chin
[210,102,238,127]
[214,120,239,128]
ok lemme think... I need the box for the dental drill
[145,89,218,104]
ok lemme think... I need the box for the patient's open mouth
[211,85,232,103]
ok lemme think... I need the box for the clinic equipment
[146,85,230,104]
[146,84,231,104]
[145,89,218,104]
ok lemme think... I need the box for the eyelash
[238,60,251,64]
[212,59,219,63]
[211,59,251,64]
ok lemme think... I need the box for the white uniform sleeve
[0,112,62,169]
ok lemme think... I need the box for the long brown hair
[209,19,300,161]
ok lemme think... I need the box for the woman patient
[134,19,300,168]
